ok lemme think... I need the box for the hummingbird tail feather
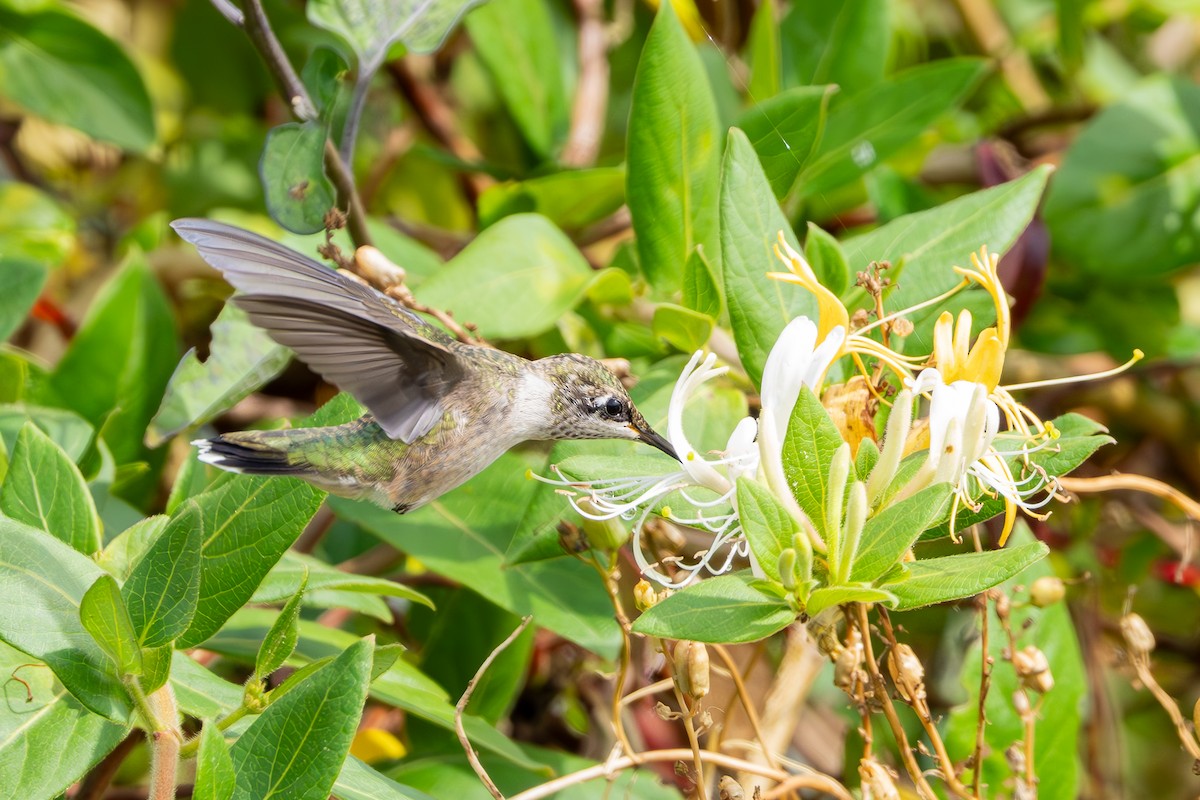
[192,432,311,476]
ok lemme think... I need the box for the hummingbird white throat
[173,219,679,513]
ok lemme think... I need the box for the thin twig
[972,594,992,796]
[711,644,779,772]
[586,555,636,756]
[1129,654,1200,760]
[208,0,243,25]
[560,0,610,167]
[1059,473,1200,524]
[759,771,856,800]
[660,640,708,799]
[456,616,533,800]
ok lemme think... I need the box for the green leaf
[0,181,75,266]
[851,483,953,584]
[0,258,46,342]
[804,222,850,297]
[50,251,179,468]
[465,0,567,157]
[140,642,172,693]
[842,166,1051,352]
[0,421,101,554]
[804,585,898,617]
[260,121,336,235]
[744,0,781,99]
[0,515,129,720]
[682,245,722,319]
[885,540,1049,609]
[1044,75,1200,278]
[194,720,235,800]
[780,0,889,94]
[122,501,202,648]
[798,59,988,199]
[251,550,433,614]
[336,757,436,800]
[147,304,291,446]
[330,450,622,659]
[416,214,596,340]
[80,574,142,677]
[308,0,481,68]
[781,386,847,541]
[97,514,169,581]
[170,651,243,720]
[719,127,818,386]
[943,524,1084,800]
[0,8,155,151]
[0,639,129,799]
[632,572,795,643]
[627,0,722,293]
[177,472,324,648]
[478,168,625,232]
[229,638,372,800]
[652,303,714,353]
[736,478,799,582]
[0,404,93,463]
[255,568,307,678]
[736,86,833,198]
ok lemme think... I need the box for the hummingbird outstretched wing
[172,219,465,443]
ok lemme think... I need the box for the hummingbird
[172,219,678,513]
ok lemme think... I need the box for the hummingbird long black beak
[631,423,679,461]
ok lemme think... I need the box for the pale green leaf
[632,572,795,643]
[260,121,335,235]
[122,502,202,648]
[80,574,142,676]
[194,720,235,800]
[886,541,1049,609]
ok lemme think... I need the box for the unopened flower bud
[887,644,926,705]
[1012,689,1031,715]
[1012,645,1053,693]
[834,634,864,692]
[792,532,813,584]
[1029,576,1066,607]
[575,498,630,550]
[777,548,797,590]
[1121,612,1156,656]
[858,758,900,800]
[994,591,1011,620]
[672,640,710,700]
[890,317,914,337]
[634,580,659,611]
[717,776,744,800]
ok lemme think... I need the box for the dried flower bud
[777,548,797,590]
[1029,576,1066,607]
[653,701,674,720]
[556,521,589,553]
[1121,612,1156,656]
[887,644,926,705]
[354,245,407,289]
[890,317,914,337]
[634,580,659,611]
[1012,645,1054,693]
[717,776,744,800]
[672,640,710,700]
[834,633,864,692]
[858,758,900,800]
[994,591,1011,620]
[1012,689,1031,715]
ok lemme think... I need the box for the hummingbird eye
[601,396,625,418]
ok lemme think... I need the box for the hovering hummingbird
[172,220,678,513]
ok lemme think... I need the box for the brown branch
[560,0,610,167]
[949,0,1051,113]
[972,595,992,796]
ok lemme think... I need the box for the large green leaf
[229,638,371,800]
[781,386,847,542]
[194,722,236,800]
[335,757,436,800]
[798,58,987,199]
[780,0,889,94]
[719,128,818,387]
[309,0,482,67]
[260,121,336,235]
[330,449,623,659]
[1044,75,1200,278]
[0,404,94,464]
[632,572,795,643]
[736,477,799,582]
[80,574,143,677]
[627,0,722,293]
[0,8,155,151]
[147,302,290,447]
[885,540,1049,609]
[0,421,100,554]
[943,525,1084,800]
[478,168,626,232]
[0,516,129,720]
[465,0,568,157]
[0,181,75,267]
[250,550,432,612]
[0,258,46,343]
[416,214,596,339]
[0,639,128,799]
[736,86,834,198]
[122,502,202,648]
[851,483,952,583]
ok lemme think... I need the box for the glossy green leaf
[170,651,243,720]
[798,59,988,199]
[260,121,336,235]
[885,540,1049,609]
[308,0,481,68]
[0,421,100,554]
[194,720,236,800]
[0,8,155,151]
[719,127,818,386]
[140,642,172,693]
[652,303,714,353]
[851,483,952,584]
[804,585,898,617]
[804,222,850,297]
[147,304,291,446]
[229,638,371,800]
[0,404,93,464]
[736,86,833,198]
[416,214,595,339]
[1044,76,1200,278]
[251,550,432,613]
[255,568,307,678]
[0,515,129,720]
[0,181,75,266]
[466,0,567,157]
[97,515,169,582]
[780,0,889,94]
[627,0,722,293]
[737,478,799,582]
[781,386,847,542]
[335,757,436,800]
[122,502,202,648]
[632,572,794,643]
[0,258,46,342]
[80,574,142,676]
[0,639,129,798]
[478,168,625,232]
[682,245,722,319]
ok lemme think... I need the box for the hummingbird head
[531,354,679,461]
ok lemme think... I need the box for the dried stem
[455,616,533,800]
[660,640,709,799]
[1129,654,1200,761]
[972,594,993,796]
[710,644,779,771]
[560,0,610,167]
[1059,473,1200,525]
[759,772,855,800]
[950,0,1051,112]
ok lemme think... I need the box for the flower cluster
[542,235,1140,588]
